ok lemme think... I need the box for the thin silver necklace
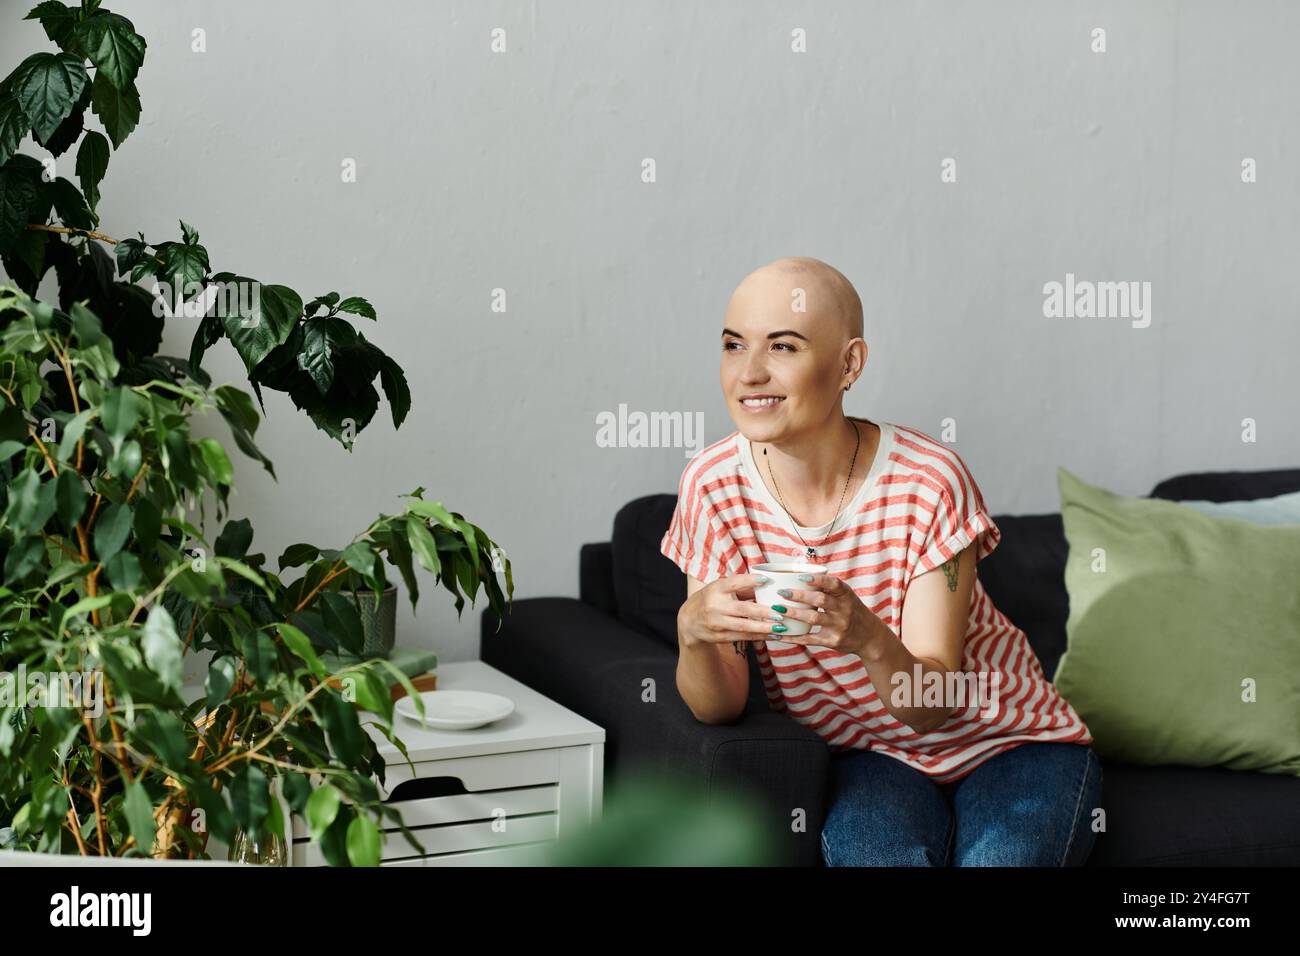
[762,418,861,561]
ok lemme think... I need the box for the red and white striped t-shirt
[660,417,1092,784]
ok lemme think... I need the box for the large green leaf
[336,296,375,319]
[229,763,270,835]
[70,299,103,345]
[47,176,92,230]
[0,94,31,166]
[306,784,341,842]
[298,316,343,394]
[100,384,144,450]
[92,500,132,564]
[75,130,109,210]
[205,655,236,709]
[122,779,156,855]
[218,280,301,372]
[161,428,196,486]
[3,535,46,584]
[346,813,381,867]
[114,235,149,280]
[11,52,88,142]
[10,224,46,277]
[4,468,57,534]
[157,241,209,299]
[378,353,410,428]
[54,467,87,532]
[108,437,141,482]
[75,13,146,92]
[341,540,377,579]
[406,514,442,576]
[214,384,276,479]
[34,82,88,157]
[276,622,325,677]
[103,549,142,592]
[287,372,379,444]
[25,2,82,53]
[237,629,277,684]
[54,405,94,463]
[142,604,183,694]
[318,689,364,765]
[0,161,40,254]
[214,516,252,558]
[89,71,139,148]
[317,591,364,655]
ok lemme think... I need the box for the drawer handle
[387,776,468,802]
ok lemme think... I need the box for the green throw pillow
[1053,466,1300,775]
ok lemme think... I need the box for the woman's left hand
[773,571,887,657]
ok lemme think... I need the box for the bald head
[730,256,863,342]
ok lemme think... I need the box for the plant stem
[26,223,120,245]
[207,666,362,774]
[292,559,350,613]
[26,424,60,478]
[62,769,89,855]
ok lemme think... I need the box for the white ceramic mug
[752,562,823,636]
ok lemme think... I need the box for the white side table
[289,660,605,866]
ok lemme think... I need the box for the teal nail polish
[798,574,814,582]
[771,604,787,613]
[754,575,770,583]
[771,624,788,633]
[778,588,793,598]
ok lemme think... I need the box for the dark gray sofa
[480,466,1300,866]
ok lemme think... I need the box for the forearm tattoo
[941,555,959,592]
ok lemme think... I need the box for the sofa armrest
[590,650,830,867]
[481,596,831,865]
[579,541,618,616]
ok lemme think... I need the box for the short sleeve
[660,463,739,586]
[914,453,1001,577]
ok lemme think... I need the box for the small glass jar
[227,826,288,866]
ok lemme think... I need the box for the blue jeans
[820,742,1102,866]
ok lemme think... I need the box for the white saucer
[394,690,515,730]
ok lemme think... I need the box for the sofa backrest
[611,494,682,649]
[604,468,1300,676]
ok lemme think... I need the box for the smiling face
[720,257,865,438]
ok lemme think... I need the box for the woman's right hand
[678,573,785,650]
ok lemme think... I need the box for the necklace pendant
[805,546,816,559]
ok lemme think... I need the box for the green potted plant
[0,0,514,864]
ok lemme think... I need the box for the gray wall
[5,1,1297,663]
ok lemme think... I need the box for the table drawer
[293,813,557,866]
[290,749,565,865]
[386,785,558,828]
[381,843,551,866]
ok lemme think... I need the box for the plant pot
[347,586,398,659]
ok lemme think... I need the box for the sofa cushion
[613,494,688,648]
[1088,762,1300,866]
[1178,489,1300,525]
[970,513,1071,680]
[1149,467,1300,503]
[1053,466,1300,775]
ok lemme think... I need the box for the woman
[663,256,1101,866]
